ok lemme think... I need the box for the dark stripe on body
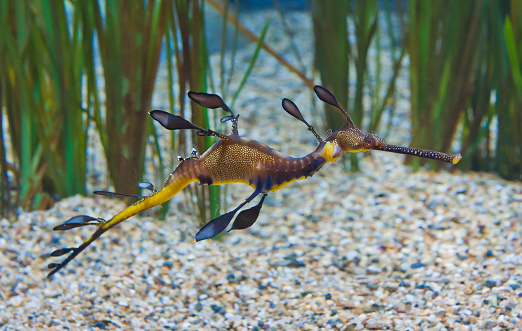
[248,152,328,192]
[276,172,283,185]
[265,176,272,191]
[198,175,213,185]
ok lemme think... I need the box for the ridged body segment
[194,136,328,192]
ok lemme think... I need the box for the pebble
[485,280,498,288]
[411,262,425,269]
[2,7,522,331]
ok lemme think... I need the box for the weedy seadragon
[47,86,461,278]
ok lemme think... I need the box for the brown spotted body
[166,135,328,193]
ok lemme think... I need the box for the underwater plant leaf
[231,19,272,108]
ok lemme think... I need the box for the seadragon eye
[363,132,383,149]
[364,138,374,149]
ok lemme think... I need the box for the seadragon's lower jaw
[372,143,462,164]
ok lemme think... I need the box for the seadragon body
[47,86,461,278]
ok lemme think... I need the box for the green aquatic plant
[312,0,405,170]
[0,0,170,212]
[0,1,88,210]
[495,11,522,180]
[408,0,521,179]
[0,0,305,224]
[407,0,483,171]
[81,0,168,197]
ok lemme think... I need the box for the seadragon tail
[47,160,199,278]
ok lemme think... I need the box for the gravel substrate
[2,9,522,331]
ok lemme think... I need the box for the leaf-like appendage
[53,215,98,231]
[313,86,342,109]
[282,99,308,124]
[195,190,261,241]
[149,110,204,131]
[137,182,154,191]
[220,115,235,123]
[50,248,74,257]
[230,195,266,231]
[195,210,236,241]
[93,191,143,199]
[188,91,228,110]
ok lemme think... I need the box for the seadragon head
[326,125,383,153]
[309,85,462,164]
